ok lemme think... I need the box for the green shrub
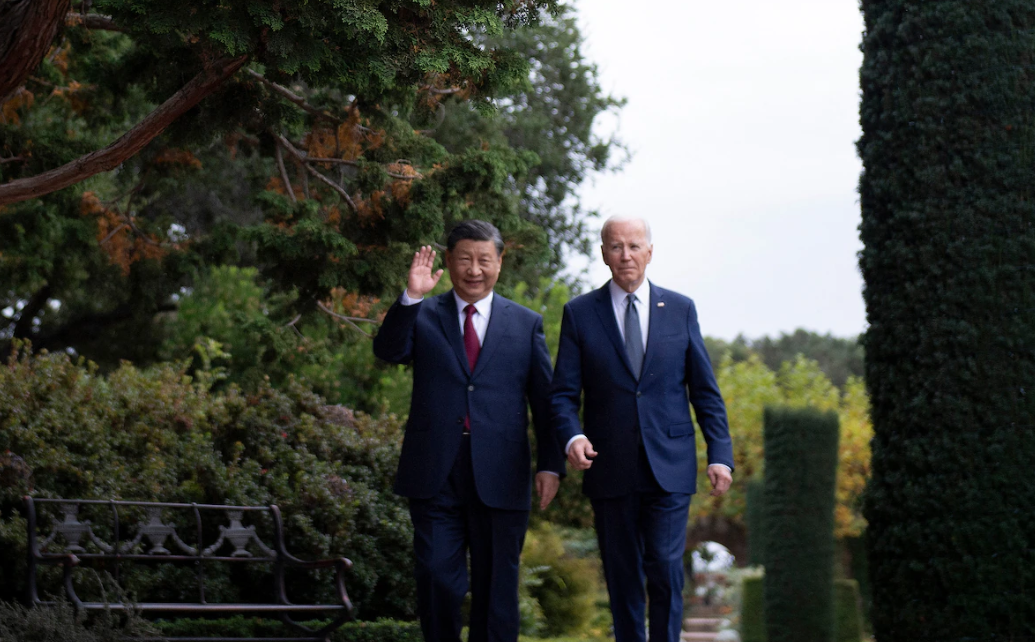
[762,407,839,642]
[740,572,766,642]
[519,523,601,637]
[0,600,156,642]
[0,343,415,620]
[833,579,862,642]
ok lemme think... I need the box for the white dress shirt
[565,280,731,475]
[609,279,650,352]
[399,290,492,345]
[400,289,559,477]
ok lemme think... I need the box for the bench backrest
[26,497,288,604]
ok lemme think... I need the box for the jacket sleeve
[550,303,584,448]
[372,296,423,365]
[527,315,565,476]
[684,299,735,472]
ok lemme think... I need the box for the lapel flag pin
[657,302,665,308]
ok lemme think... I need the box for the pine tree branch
[306,157,421,180]
[275,142,298,204]
[66,13,122,31]
[246,69,344,124]
[316,301,377,337]
[273,134,358,213]
[0,54,248,207]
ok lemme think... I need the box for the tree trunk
[0,0,71,103]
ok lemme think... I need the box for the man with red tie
[373,220,564,642]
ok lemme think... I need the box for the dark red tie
[463,304,481,371]
[463,304,480,431]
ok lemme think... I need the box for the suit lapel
[436,293,470,374]
[641,282,663,376]
[592,283,637,379]
[471,294,509,379]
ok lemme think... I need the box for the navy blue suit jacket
[551,282,734,498]
[373,291,564,511]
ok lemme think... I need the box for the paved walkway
[682,616,724,641]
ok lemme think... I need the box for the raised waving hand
[405,245,444,300]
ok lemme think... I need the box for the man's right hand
[567,437,597,471]
[406,245,444,300]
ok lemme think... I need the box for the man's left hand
[535,472,560,510]
[707,465,733,497]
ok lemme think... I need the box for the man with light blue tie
[550,216,734,642]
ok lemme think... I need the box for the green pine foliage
[0,1,622,370]
[761,407,839,642]
[858,1,1035,639]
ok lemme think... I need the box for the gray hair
[600,216,652,244]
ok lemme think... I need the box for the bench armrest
[277,554,353,611]
[280,554,352,571]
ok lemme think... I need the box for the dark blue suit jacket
[373,291,564,511]
[551,282,734,498]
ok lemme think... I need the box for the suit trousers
[408,435,530,642]
[591,443,693,642]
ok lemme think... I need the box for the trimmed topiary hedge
[761,406,839,642]
[834,579,862,642]
[740,573,766,642]
[745,478,765,567]
[858,1,1035,639]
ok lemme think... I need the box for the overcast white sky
[570,0,866,341]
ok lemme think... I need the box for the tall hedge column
[762,407,840,642]
[858,2,1035,639]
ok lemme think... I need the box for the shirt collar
[454,290,494,317]
[608,279,650,307]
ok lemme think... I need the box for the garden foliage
[0,342,415,619]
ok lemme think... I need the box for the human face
[445,239,503,304]
[601,219,653,292]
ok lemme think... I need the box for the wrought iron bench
[25,497,354,641]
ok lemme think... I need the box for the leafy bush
[0,343,414,620]
[519,523,602,637]
[0,600,155,642]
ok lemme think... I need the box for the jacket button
[636,391,642,398]
[457,418,464,424]
[468,385,475,392]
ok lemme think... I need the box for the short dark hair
[446,220,504,255]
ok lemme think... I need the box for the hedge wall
[761,407,839,642]
[858,1,1035,639]
[745,478,765,567]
